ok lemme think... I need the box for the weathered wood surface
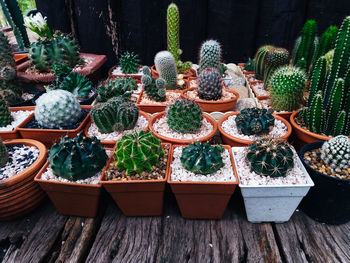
[1,193,350,263]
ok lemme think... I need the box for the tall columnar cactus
[308,56,327,105]
[181,142,225,174]
[321,135,350,170]
[313,25,338,64]
[48,134,108,181]
[198,40,222,71]
[0,139,8,167]
[0,96,12,127]
[270,66,306,112]
[197,67,223,100]
[35,90,82,129]
[263,47,290,85]
[235,108,275,135]
[119,51,140,74]
[167,99,203,133]
[246,139,295,178]
[96,77,137,102]
[154,51,177,90]
[114,130,164,175]
[141,66,166,102]
[253,45,274,80]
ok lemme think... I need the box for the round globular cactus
[96,77,137,102]
[35,90,81,129]
[246,139,295,178]
[197,67,223,100]
[244,59,254,71]
[235,108,275,135]
[198,39,221,71]
[181,141,225,174]
[113,100,139,131]
[114,130,164,175]
[253,45,274,80]
[119,51,140,74]
[0,139,8,167]
[91,101,118,134]
[48,134,108,181]
[264,47,290,85]
[0,96,13,127]
[154,51,177,90]
[321,135,350,170]
[141,66,166,102]
[167,99,203,133]
[58,72,93,99]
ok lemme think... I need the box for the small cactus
[0,96,13,127]
[197,67,223,100]
[119,51,140,74]
[96,77,137,102]
[198,40,222,71]
[0,139,8,167]
[141,66,166,102]
[263,47,290,85]
[154,51,177,90]
[253,45,274,80]
[244,59,254,71]
[235,108,275,135]
[321,135,350,170]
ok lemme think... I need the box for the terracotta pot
[249,80,270,100]
[168,145,239,219]
[0,170,36,195]
[0,184,42,209]
[218,112,292,147]
[84,110,151,148]
[17,105,91,145]
[0,181,40,202]
[150,65,196,79]
[14,53,29,65]
[258,99,293,121]
[101,143,171,216]
[108,65,144,79]
[149,112,218,144]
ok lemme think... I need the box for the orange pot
[108,65,144,79]
[149,112,218,144]
[168,145,239,219]
[14,53,29,65]
[218,112,292,147]
[150,65,196,79]
[249,80,270,100]
[100,143,171,216]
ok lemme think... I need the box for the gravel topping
[184,88,236,101]
[21,93,35,101]
[139,90,181,105]
[251,82,269,97]
[247,74,259,82]
[0,110,33,131]
[111,66,144,77]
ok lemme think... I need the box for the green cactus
[57,72,93,99]
[119,51,140,74]
[235,108,275,135]
[0,96,12,127]
[154,51,177,90]
[246,139,294,178]
[325,78,344,134]
[270,66,306,112]
[313,25,338,64]
[113,100,139,131]
[34,90,82,129]
[308,56,327,105]
[91,101,118,134]
[181,142,225,174]
[167,99,203,133]
[48,134,108,181]
[114,130,164,175]
[244,59,254,71]
[0,139,8,167]
[321,135,350,169]
[197,67,223,100]
[198,40,222,72]
[263,47,290,84]
[141,66,166,102]
[324,49,334,71]
[96,77,137,102]
[253,45,274,80]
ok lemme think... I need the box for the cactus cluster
[235,108,275,135]
[48,134,108,181]
[321,135,350,170]
[167,99,203,133]
[181,142,224,174]
[253,45,274,80]
[114,130,164,175]
[198,40,222,72]
[197,67,223,100]
[0,96,13,127]
[120,51,140,74]
[312,25,338,66]
[246,139,295,178]
[154,51,177,90]
[0,139,8,167]
[141,66,166,102]
[35,90,82,129]
[263,47,290,85]
[270,66,306,112]
[96,77,137,102]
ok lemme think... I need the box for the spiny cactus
[0,139,8,167]
[308,56,327,105]
[120,51,140,74]
[35,90,81,129]
[270,66,306,112]
[113,100,139,131]
[48,134,108,181]
[114,130,164,175]
[197,67,223,100]
[154,51,177,90]
[96,77,137,102]
[324,49,334,71]
[321,135,350,170]
[253,45,274,80]
[167,99,203,133]
[91,102,118,134]
[263,47,290,85]
[0,96,12,127]
[246,139,294,178]
[244,59,255,71]
[235,108,275,135]
[198,40,222,72]
[181,142,225,174]
[141,66,166,102]
[313,25,338,65]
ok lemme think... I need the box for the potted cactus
[299,136,350,224]
[35,134,108,217]
[168,142,239,219]
[149,99,217,144]
[232,139,314,223]
[101,131,171,216]
[218,108,292,147]
[96,77,139,103]
[108,51,144,79]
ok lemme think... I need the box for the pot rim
[181,87,239,105]
[0,106,35,135]
[108,65,144,78]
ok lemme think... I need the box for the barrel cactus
[263,47,290,85]
[91,101,119,134]
[114,130,164,175]
[0,139,8,167]
[35,90,81,129]
[167,99,203,133]
[96,77,137,102]
[321,135,350,170]
[48,134,108,181]
[0,96,13,127]
[235,108,275,135]
[253,45,274,80]
[56,70,93,100]
[113,100,139,131]
[154,51,177,90]
[246,139,295,178]
[198,39,221,71]
[120,51,140,74]
[244,59,255,71]
[181,142,225,174]
[197,67,223,100]
[141,66,166,102]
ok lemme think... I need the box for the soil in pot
[136,90,182,114]
[250,81,269,98]
[109,65,144,79]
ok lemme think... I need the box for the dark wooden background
[36,0,350,70]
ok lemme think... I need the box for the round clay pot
[218,112,292,147]
[149,112,218,144]
[150,65,196,79]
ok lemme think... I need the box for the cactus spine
[197,67,223,100]
[235,108,275,135]
[253,45,274,80]
[308,56,327,104]
[154,51,177,90]
[313,25,338,64]
[198,40,222,71]
[119,51,140,74]
[321,135,350,170]
[141,66,166,102]
[96,77,137,102]
[0,139,8,167]
[263,47,290,85]
[0,96,12,127]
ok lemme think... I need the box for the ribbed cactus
[270,66,306,112]
[114,130,164,175]
[197,67,223,100]
[253,45,274,80]
[0,139,8,167]
[96,77,137,102]
[325,78,344,134]
[35,90,82,129]
[48,134,108,181]
[198,40,221,71]
[244,59,255,71]
[235,108,275,135]
[119,51,140,74]
[154,51,177,90]
[167,99,203,133]
[313,25,338,65]
[264,47,290,85]
[181,142,225,174]
[0,96,12,127]
[246,139,294,178]
[324,49,334,71]
[113,100,139,131]
[308,56,327,105]
[91,102,118,134]
[141,66,166,102]
[321,135,350,170]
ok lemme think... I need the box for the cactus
[235,108,275,135]
[324,49,334,71]
[0,96,12,127]
[141,66,166,102]
[91,101,119,134]
[119,51,140,74]
[154,51,177,90]
[263,47,290,84]
[253,45,274,80]
[269,66,306,112]
[167,99,203,133]
[0,139,8,167]
[48,134,108,181]
[308,56,327,105]
[197,67,223,100]
[181,142,225,174]
[246,139,294,178]
[96,77,137,102]
[325,78,344,134]
[198,40,222,72]
[35,90,82,129]
[113,100,139,131]
[244,59,254,71]
[313,25,338,64]
[321,135,350,170]
[114,130,164,175]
